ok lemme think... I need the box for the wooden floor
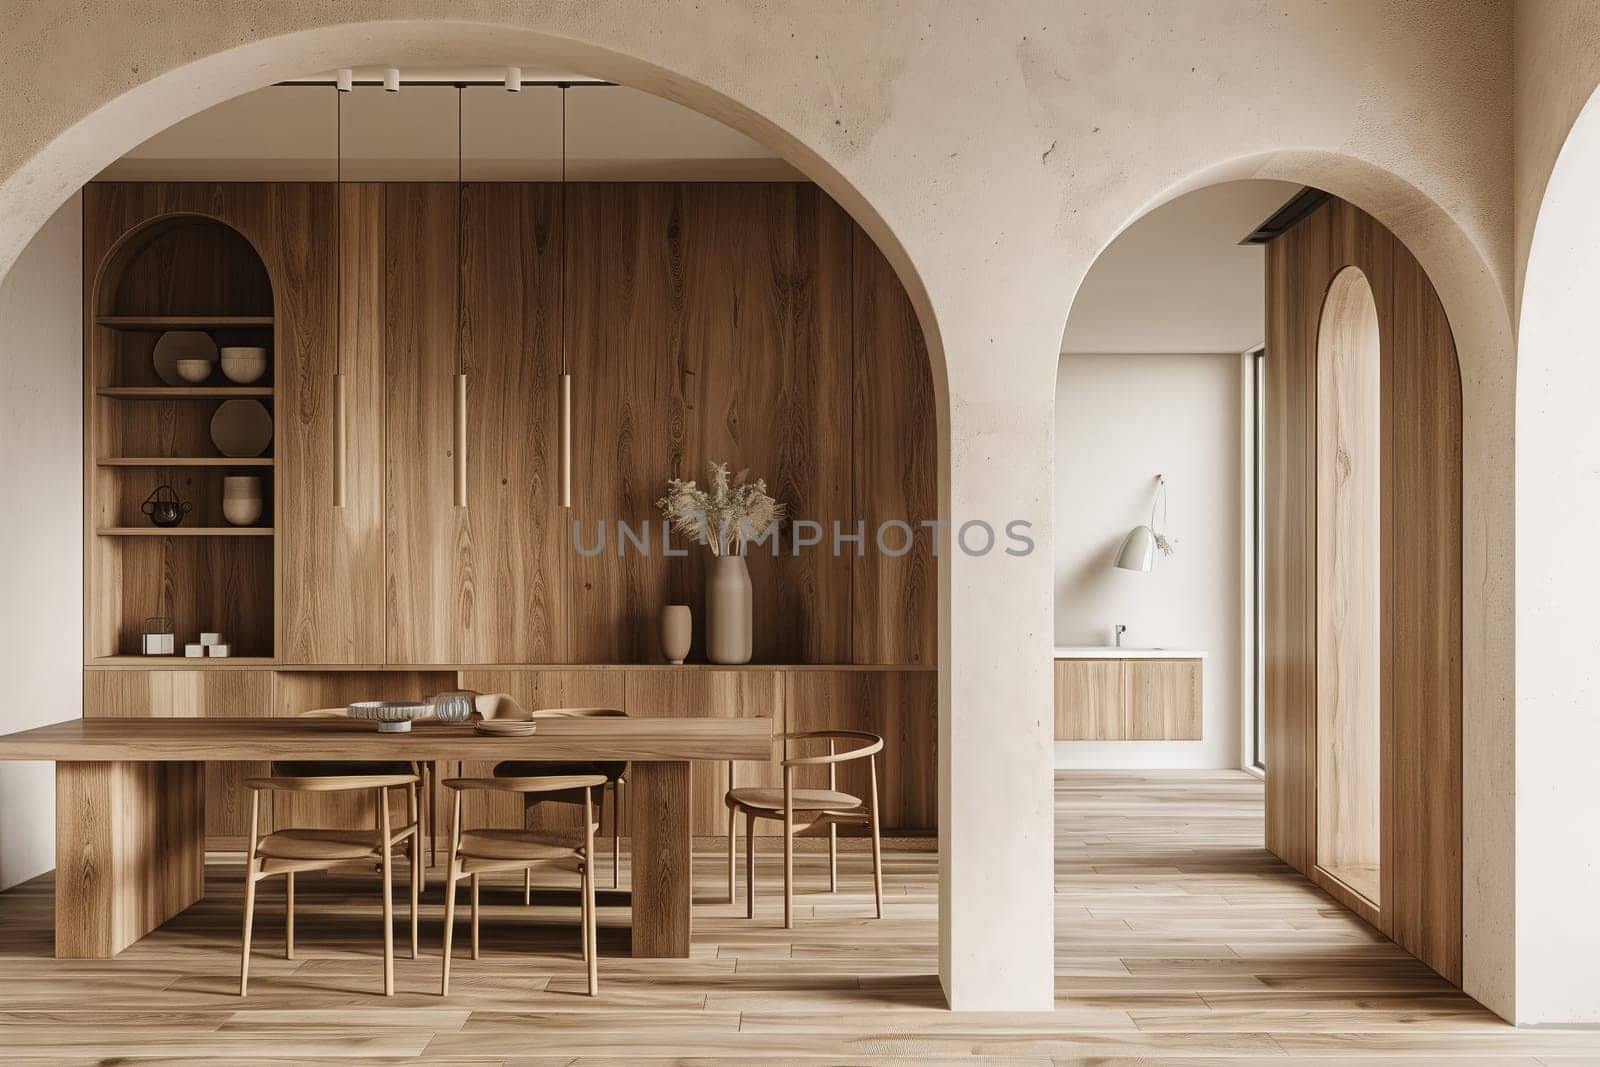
[0,770,1592,1062]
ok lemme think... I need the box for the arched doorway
[0,29,1036,1004]
[1056,168,1478,1004]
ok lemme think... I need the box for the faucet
[1115,624,1127,648]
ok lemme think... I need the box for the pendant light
[1114,474,1173,572]
[453,83,468,508]
[558,83,572,508]
[332,73,350,508]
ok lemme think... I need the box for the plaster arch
[1514,80,1600,1026]
[0,19,948,406]
[1055,152,1515,1018]
[0,16,1077,1014]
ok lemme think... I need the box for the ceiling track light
[383,67,400,92]
[504,66,522,92]
[335,68,353,93]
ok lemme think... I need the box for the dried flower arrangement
[657,461,786,557]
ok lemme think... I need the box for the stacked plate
[474,720,538,737]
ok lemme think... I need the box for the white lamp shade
[1114,524,1157,572]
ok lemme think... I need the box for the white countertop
[1053,646,1206,660]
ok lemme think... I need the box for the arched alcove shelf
[86,213,278,660]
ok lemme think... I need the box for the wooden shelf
[82,660,937,672]
[96,527,274,537]
[95,315,274,330]
[88,656,278,668]
[96,387,273,399]
[96,457,274,467]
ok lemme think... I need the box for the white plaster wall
[0,192,80,889]
[0,0,1519,1018]
[1053,353,1242,770]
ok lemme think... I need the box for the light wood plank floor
[0,770,1592,1062]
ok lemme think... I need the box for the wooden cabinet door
[1053,660,1124,740]
[83,669,275,845]
[385,183,565,664]
[279,183,385,664]
[784,670,936,833]
[1122,659,1202,740]
[624,669,784,836]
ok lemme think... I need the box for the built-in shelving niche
[87,215,277,659]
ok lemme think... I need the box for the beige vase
[705,554,752,664]
[660,604,692,664]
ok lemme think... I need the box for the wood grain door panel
[1052,660,1124,740]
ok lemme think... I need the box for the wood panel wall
[567,183,859,665]
[90,181,934,668]
[1263,196,1463,984]
[280,183,386,664]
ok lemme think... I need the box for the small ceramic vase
[222,475,263,526]
[660,604,692,664]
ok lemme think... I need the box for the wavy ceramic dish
[346,700,431,733]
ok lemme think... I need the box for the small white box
[142,633,174,655]
[184,643,205,658]
[208,643,231,658]
[200,632,223,647]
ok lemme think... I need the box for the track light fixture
[383,67,400,92]
[335,68,353,93]
[504,66,522,92]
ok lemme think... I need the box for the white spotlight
[383,67,400,92]
[505,66,522,92]
[335,68,353,93]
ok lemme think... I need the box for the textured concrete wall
[1513,0,1600,1027]
[0,0,1520,1016]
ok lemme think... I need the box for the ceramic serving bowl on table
[346,700,432,733]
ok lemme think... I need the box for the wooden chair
[724,730,885,929]
[472,693,629,889]
[275,706,438,878]
[238,771,421,996]
[439,773,604,996]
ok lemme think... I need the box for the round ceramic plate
[152,330,219,386]
[474,720,538,736]
[209,399,273,457]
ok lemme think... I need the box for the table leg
[628,759,691,957]
[55,760,204,958]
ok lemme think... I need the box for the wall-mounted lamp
[1114,474,1174,572]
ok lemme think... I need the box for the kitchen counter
[1054,646,1206,660]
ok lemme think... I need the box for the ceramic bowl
[346,700,432,733]
[175,358,212,383]
[219,346,268,384]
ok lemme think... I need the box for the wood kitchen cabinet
[279,183,385,665]
[385,184,566,665]
[1053,657,1202,741]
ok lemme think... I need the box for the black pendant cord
[559,83,573,509]
[560,83,568,379]
[457,84,464,378]
[335,85,341,376]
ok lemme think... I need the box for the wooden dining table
[0,715,773,960]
